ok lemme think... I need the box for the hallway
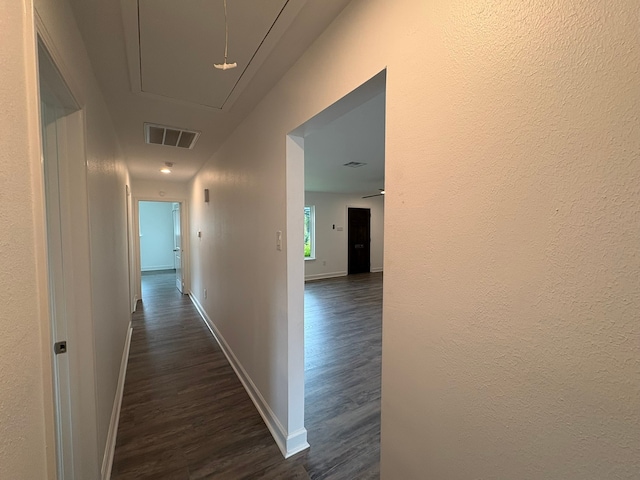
[111,272,382,479]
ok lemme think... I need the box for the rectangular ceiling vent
[144,123,200,149]
[343,161,367,168]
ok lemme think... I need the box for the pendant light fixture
[214,0,237,70]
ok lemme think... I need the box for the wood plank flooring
[302,273,382,479]
[111,272,381,479]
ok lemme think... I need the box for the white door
[39,40,100,480]
[41,96,75,479]
[173,203,183,293]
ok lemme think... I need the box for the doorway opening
[286,69,386,474]
[135,199,187,303]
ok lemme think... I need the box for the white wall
[139,201,175,271]
[0,0,132,477]
[190,0,639,477]
[0,2,52,477]
[304,191,384,280]
[132,178,189,200]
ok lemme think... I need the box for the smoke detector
[145,123,200,149]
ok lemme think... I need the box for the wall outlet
[204,289,207,299]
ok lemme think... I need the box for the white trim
[189,293,309,458]
[305,271,348,282]
[132,294,139,313]
[141,265,175,272]
[371,267,384,273]
[101,324,133,480]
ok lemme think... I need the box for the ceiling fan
[362,188,385,199]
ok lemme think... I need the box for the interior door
[173,203,183,293]
[348,207,371,274]
[41,98,76,479]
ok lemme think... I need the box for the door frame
[35,14,100,479]
[172,202,183,293]
[132,197,190,305]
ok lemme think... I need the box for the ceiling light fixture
[214,0,237,71]
[160,162,173,174]
[362,188,385,199]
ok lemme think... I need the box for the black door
[348,208,371,274]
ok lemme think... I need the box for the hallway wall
[189,0,639,477]
[1,0,132,477]
[132,178,189,200]
[0,2,51,477]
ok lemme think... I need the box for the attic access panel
[138,0,288,109]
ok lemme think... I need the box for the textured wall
[382,1,640,477]
[190,0,639,477]
[132,178,189,200]
[0,1,51,478]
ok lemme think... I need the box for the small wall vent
[144,123,200,149]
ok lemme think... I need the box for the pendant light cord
[223,0,229,63]
[214,0,236,69]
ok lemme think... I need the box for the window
[304,206,315,259]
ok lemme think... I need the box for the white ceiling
[137,0,287,110]
[68,0,353,182]
[304,91,385,195]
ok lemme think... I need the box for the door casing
[37,31,100,479]
[132,197,190,305]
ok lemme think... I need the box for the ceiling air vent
[144,123,200,149]
[343,161,367,168]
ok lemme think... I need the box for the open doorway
[137,201,184,296]
[287,70,386,476]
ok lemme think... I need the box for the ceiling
[68,0,353,182]
[304,91,385,195]
[136,0,287,110]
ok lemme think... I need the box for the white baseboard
[141,265,174,272]
[305,271,347,282]
[189,293,308,458]
[101,323,133,480]
[371,267,384,273]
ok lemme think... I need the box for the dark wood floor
[111,272,381,479]
[302,274,382,479]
